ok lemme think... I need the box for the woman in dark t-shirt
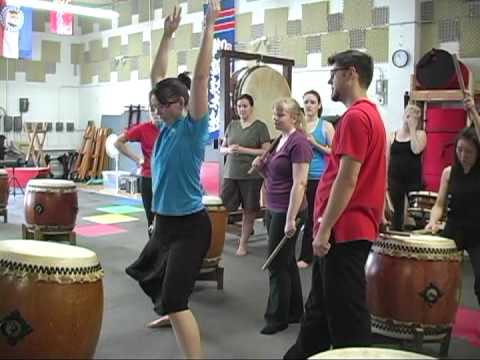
[220,94,270,256]
[252,97,313,335]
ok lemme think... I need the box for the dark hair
[177,71,191,90]
[152,77,189,106]
[237,94,254,107]
[452,126,480,174]
[328,50,374,89]
[303,90,323,118]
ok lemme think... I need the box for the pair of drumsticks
[245,136,303,271]
[451,54,466,94]
[247,135,281,176]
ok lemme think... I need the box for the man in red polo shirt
[285,50,387,358]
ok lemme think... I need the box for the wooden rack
[71,126,111,181]
[25,122,48,167]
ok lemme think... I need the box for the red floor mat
[453,306,480,347]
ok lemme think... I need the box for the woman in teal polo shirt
[126,1,219,358]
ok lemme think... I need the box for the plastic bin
[102,171,130,189]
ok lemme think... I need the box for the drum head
[202,195,223,206]
[0,240,99,268]
[0,169,7,176]
[234,65,291,138]
[27,179,76,189]
[309,347,434,359]
[0,240,99,267]
[381,233,457,249]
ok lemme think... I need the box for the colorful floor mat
[113,198,143,206]
[97,205,144,214]
[83,213,139,225]
[453,306,480,347]
[74,224,128,237]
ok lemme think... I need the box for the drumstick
[412,228,433,235]
[261,218,301,271]
[247,136,281,175]
[452,53,466,94]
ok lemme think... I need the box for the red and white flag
[50,0,73,35]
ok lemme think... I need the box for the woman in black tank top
[426,94,480,306]
[387,104,426,230]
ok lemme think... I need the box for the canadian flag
[50,0,73,35]
[0,0,32,59]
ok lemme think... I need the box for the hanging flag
[0,0,32,59]
[206,0,236,140]
[50,0,73,35]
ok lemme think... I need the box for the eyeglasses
[329,67,349,78]
[150,99,179,112]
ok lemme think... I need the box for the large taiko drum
[366,233,463,340]
[24,179,78,232]
[416,48,470,90]
[231,65,291,138]
[309,347,435,359]
[202,195,227,266]
[0,170,8,209]
[0,240,104,359]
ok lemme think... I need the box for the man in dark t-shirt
[285,50,387,358]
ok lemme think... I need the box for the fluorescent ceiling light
[8,0,120,20]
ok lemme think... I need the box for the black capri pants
[126,209,212,315]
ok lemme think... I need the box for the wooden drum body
[24,179,78,232]
[366,233,463,340]
[202,196,227,265]
[0,170,8,208]
[0,240,104,359]
[231,65,291,139]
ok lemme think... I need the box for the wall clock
[392,49,410,68]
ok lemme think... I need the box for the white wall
[2,0,479,148]
[1,30,82,149]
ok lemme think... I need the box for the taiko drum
[24,179,78,232]
[231,65,291,139]
[202,196,227,266]
[0,240,104,359]
[365,233,463,340]
[309,347,435,359]
[407,191,439,228]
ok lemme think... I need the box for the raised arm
[150,6,182,86]
[189,0,220,120]
[406,104,426,154]
[464,91,480,141]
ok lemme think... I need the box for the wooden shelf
[410,71,474,102]
[410,89,465,102]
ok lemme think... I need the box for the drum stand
[372,327,452,358]
[22,224,76,246]
[197,258,224,290]
[0,207,7,223]
[9,166,25,198]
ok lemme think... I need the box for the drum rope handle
[0,259,104,284]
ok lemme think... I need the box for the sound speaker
[19,98,29,113]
